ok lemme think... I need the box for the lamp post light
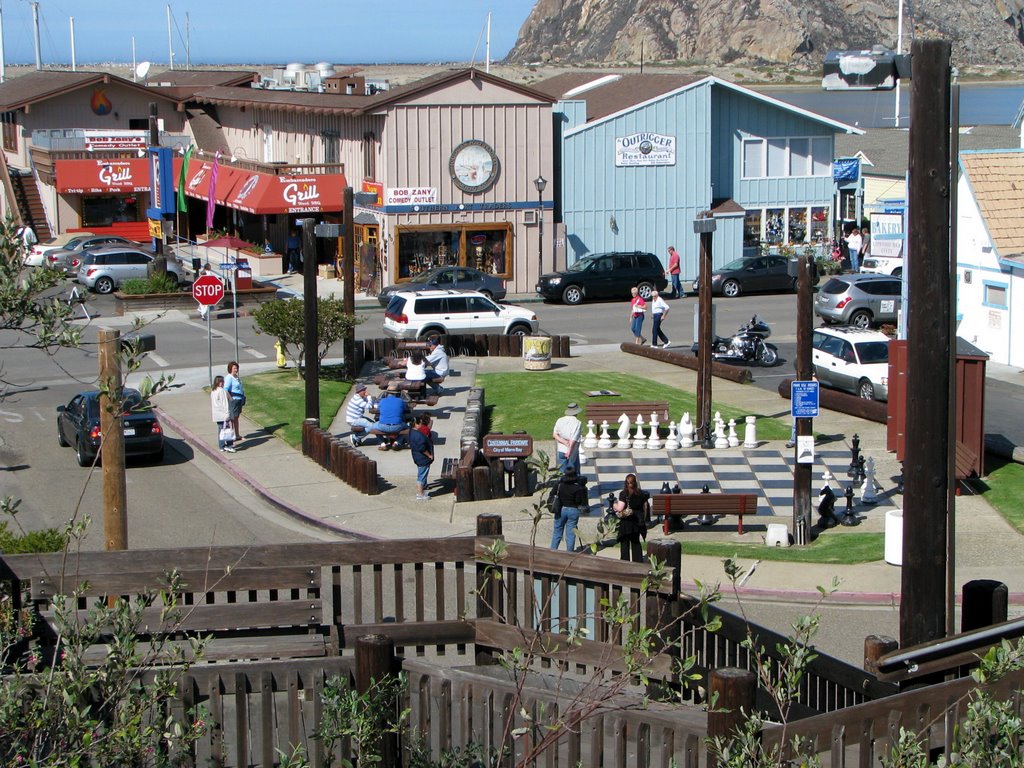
[534,175,547,279]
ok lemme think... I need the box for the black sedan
[377,266,506,307]
[692,255,814,298]
[57,389,165,466]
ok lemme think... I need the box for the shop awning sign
[227,172,348,214]
[182,161,245,204]
[615,132,676,167]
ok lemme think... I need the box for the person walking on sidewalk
[552,402,582,474]
[666,246,682,298]
[286,229,302,274]
[650,290,671,348]
[224,361,245,446]
[210,375,236,452]
[550,467,588,552]
[629,286,647,345]
[410,412,434,500]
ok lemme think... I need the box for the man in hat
[371,383,410,450]
[423,337,449,394]
[552,402,583,474]
[345,383,375,446]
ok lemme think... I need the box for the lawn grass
[243,367,350,448]
[678,532,884,564]
[977,456,1024,534]
[476,372,790,440]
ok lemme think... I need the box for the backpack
[546,481,563,516]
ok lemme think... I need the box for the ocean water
[767,84,1024,128]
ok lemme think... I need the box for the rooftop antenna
[485,11,491,73]
[166,4,173,69]
[136,60,151,85]
[31,1,41,70]
[69,16,76,71]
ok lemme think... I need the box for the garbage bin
[523,335,552,371]
[235,259,253,291]
[884,509,903,566]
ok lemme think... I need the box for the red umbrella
[199,236,257,250]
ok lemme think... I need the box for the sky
[1,1,538,66]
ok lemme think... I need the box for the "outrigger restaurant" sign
[615,132,676,167]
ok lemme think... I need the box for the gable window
[363,131,376,179]
[742,136,834,179]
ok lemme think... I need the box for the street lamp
[534,175,547,278]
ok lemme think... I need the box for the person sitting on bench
[345,383,375,447]
[405,351,427,382]
[371,385,410,451]
[424,337,449,394]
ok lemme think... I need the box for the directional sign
[791,380,820,418]
[192,273,225,306]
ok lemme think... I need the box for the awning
[56,158,153,194]
[182,160,247,204]
[225,171,348,214]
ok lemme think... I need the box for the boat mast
[0,0,6,83]
[485,11,491,73]
[167,4,173,70]
[894,0,905,126]
[70,16,76,71]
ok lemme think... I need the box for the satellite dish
[136,61,151,80]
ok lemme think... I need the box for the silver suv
[77,247,182,294]
[812,326,890,401]
[814,273,902,328]
[382,289,539,341]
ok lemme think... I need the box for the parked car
[814,273,903,328]
[859,254,904,277]
[535,251,667,305]
[57,388,165,466]
[42,235,136,273]
[24,231,96,266]
[691,255,816,297]
[383,289,538,341]
[377,266,506,307]
[77,247,181,294]
[812,326,891,401]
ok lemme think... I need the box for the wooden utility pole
[98,328,127,551]
[302,218,320,422]
[901,39,952,649]
[792,253,814,545]
[695,216,715,447]
[342,186,355,375]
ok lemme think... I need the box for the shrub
[0,520,67,553]
[119,274,180,295]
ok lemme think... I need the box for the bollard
[509,333,522,357]
[472,465,492,501]
[455,465,474,503]
[863,634,899,674]
[512,457,530,497]
[498,334,510,357]
[364,457,380,495]
[707,668,756,767]
[489,459,505,498]
[645,539,682,699]
[487,334,500,356]
[330,439,344,478]
[557,335,571,358]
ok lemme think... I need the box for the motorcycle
[690,315,779,366]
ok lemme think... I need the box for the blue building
[538,74,861,280]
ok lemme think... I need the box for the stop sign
[192,273,225,306]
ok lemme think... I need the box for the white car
[811,326,891,401]
[382,289,539,341]
[24,231,96,267]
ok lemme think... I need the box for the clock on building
[449,139,499,193]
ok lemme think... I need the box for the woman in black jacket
[615,473,649,562]
[550,467,589,551]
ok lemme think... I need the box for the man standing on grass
[410,413,434,500]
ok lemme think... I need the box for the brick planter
[114,282,279,315]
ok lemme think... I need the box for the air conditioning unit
[523,210,538,224]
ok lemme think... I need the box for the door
[589,255,621,298]
[763,256,792,291]
[464,294,503,333]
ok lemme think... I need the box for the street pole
[694,214,716,448]
[342,187,355,375]
[98,328,127,551]
[537,199,544,279]
[302,218,320,422]
[792,253,814,545]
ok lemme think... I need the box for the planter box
[114,282,278,316]
[243,251,285,278]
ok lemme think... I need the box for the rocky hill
[506,0,1024,71]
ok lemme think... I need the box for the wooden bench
[652,492,758,535]
[584,401,671,429]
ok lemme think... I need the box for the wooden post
[472,466,492,501]
[696,226,714,447]
[707,668,756,767]
[645,539,682,699]
[863,634,899,674]
[901,39,952,649]
[512,458,530,497]
[476,514,503,664]
[98,328,127,551]
[961,580,1008,632]
[302,218,320,421]
[488,458,505,498]
[793,252,814,545]
[354,634,398,768]
[342,187,356,377]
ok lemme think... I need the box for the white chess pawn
[647,414,662,450]
[597,420,612,449]
[679,412,694,448]
[714,416,729,449]
[860,456,879,504]
[582,419,598,449]
[616,413,632,449]
[727,419,739,448]
[633,416,647,450]
[743,415,758,448]
[665,421,680,450]
[579,445,588,465]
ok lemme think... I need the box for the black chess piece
[817,485,837,528]
[672,482,681,494]
[848,434,861,478]
[661,481,671,494]
[855,455,867,485]
[841,485,859,526]
[698,483,715,525]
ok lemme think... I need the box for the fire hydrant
[275,340,287,368]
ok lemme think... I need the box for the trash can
[523,335,552,371]
[884,509,903,566]
[235,259,253,291]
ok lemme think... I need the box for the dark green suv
[535,251,667,305]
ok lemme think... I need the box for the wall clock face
[449,139,499,193]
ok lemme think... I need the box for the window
[363,131,376,179]
[810,206,830,242]
[2,111,17,152]
[789,138,810,176]
[82,195,140,227]
[322,130,339,165]
[984,282,1008,309]
[788,207,808,243]
[743,210,762,246]
[765,208,785,244]
[767,139,787,177]
[742,136,833,179]
[811,138,832,175]
[395,223,512,280]
[742,140,763,178]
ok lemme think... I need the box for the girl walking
[629,287,647,345]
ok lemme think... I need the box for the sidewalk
[155,346,1024,609]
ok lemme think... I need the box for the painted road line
[148,353,170,367]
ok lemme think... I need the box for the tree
[252,297,362,379]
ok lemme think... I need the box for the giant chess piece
[661,481,671,494]
[817,481,838,528]
[665,421,680,450]
[841,485,859,526]
[742,415,758,448]
[672,482,681,494]
[697,483,715,525]
[855,455,867,485]
[579,444,588,465]
[597,420,613,449]
[679,412,694,448]
[860,456,879,504]
[633,414,648,450]
[714,412,729,450]
[848,433,861,479]
[616,414,632,449]
[582,419,598,449]
[727,419,740,448]
[647,413,663,450]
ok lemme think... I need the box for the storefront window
[82,195,139,227]
[765,208,785,244]
[788,207,808,243]
[743,210,761,247]
[810,206,830,242]
[395,224,511,280]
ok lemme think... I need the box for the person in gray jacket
[550,467,589,551]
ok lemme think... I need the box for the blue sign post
[791,381,820,418]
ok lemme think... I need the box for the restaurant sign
[56,158,150,193]
[615,132,676,167]
[481,433,534,458]
[82,130,147,151]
